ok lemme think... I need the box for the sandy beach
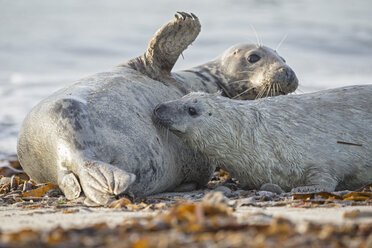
[1,195,371,234]
[1,170,371,247]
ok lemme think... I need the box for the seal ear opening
[233,49,241,55]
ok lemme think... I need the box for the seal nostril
[282,67,290,77]
[154,104,166,116]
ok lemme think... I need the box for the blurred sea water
[0,0,372,156]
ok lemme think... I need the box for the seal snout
[154,103,167,117]
[153,103,173,127]
[276,66,298,93]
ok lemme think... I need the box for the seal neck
[172,61,232,96]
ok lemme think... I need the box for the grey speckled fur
[17,12,298,206]
[155,85,372,192]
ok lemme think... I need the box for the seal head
[173,44,298,100]
[217,44,298,100]
[154,92,216,139]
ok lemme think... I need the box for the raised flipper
[124,12,201,82]
[75,160,136,206]
[146,12,201,75]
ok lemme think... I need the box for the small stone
[214,186,232,196]
[260,195,273,201]
[260,183,284,194]
[46,188,63,197]
[257,190,276,198]
[222,182,239,191]
[0,177,11,185]
[234,190,246,196]
[183,194,192,199]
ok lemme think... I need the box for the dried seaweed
[0,162,371,247]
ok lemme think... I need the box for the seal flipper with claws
[125,12,200,91]
[59,161,135,206]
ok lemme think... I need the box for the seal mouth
[154,117,186,135]
[154,116,174,129]
[169,127,185,135]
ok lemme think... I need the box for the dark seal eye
[188,107,197,116]
[248,54,261,63]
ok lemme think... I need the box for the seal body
[17,12,298,205]
[18,67,213,203]
[154,85,372,192]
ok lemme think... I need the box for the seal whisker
[255,88,262,100]
[261,85,269,99]
[230,79,250,83]
[296,88,305,94]
[255,87,264,100]
[232,86,256,99]
[237,69,254,74]
[275,34,288,52]
[275,84,278,96]
[256,85,267,100]
[167,129,170,143]
[277,83,284,94]
[250,24,261,47]
[265,84,272,98]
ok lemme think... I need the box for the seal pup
[17,12,298,206]
[154,85,372,192]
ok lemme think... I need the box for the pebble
[0,177,11,185]
[260,183,284,194]
[213,186,232,196]
[257,191,276,198]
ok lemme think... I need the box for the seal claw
[176,11,185,19]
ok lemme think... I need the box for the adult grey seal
[17,12,298,206]
[154,85,372,192]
